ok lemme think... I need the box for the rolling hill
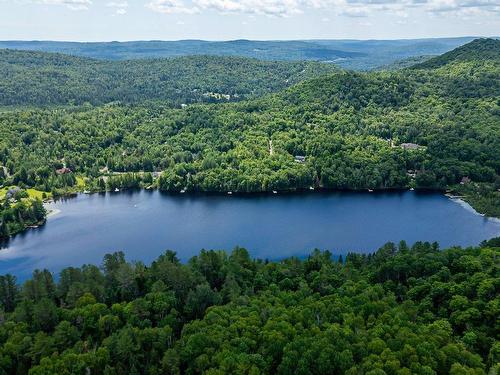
[0,37,485,70]
[0,50,338,107]
[0,39,498,218]
[413,38,500,69]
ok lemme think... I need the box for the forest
[0,51,337,107]
[0,39,498,226]
[0,188,46,240]
[0,239,498,374]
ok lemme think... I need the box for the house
[406,170,417,178]
[400,143,423,150]
[6,186,21,199]
[460,176,471,185]
[56,167,72,175]
[294,156,306,163]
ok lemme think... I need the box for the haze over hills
[0,37,489,70]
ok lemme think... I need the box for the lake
[1,190,499,280]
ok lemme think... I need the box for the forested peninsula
[0,38,499,240]
[0,239,499,374]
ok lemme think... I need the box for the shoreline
[52,186,499,220]
[45,208,61,218]
[447,195,500,223]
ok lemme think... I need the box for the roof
[6,186,21,198]
[400,143,422,150]
[56,167,72,174]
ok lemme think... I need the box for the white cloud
[193,0,303,16]
[339,6,369,17]
[145,0,500,17]
[106,0,128,14]
[424,0,498,15]
[107,1,128,7]
[147,0,200,14]
[37,0,92,10]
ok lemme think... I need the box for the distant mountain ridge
[412,38,500,69]
[0,37,489,70]
[0,50,338,106]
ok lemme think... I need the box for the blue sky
[1,0,498,41]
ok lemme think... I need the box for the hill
[0,37,481,70]
[0,39,498,218]
[374,55,432,70]
[0,50,338,107]
[0,241,498,374]
[412,38,500,69]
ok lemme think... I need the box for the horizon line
[1,35,499,44]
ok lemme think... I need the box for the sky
[0,0,498,41]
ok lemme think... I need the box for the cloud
[146,0,500,17]
[339,6,369,17]
[146,0,303,16]
[193,0,303,17]
[424,0,498,15]
[37,0,92,10]
[147,0,200,14]
[106,0,128,14]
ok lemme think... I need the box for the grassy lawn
[0,186,52,200]
[76,176,86,189]
[27,188,51,200]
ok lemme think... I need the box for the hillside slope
[0,39,498,217]
[413,38,500,69]
[0,50,337,106]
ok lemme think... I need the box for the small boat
[368,189,373,192]
[227,191,233,195]
[114,188,120,192]
[272,190,278,194]
[309,186,314,190]
[180,189,186,193]
[410,188,415,191]
[83,190,90,194]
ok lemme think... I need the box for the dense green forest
[0,39,498,221]
[0,239,498,374]
[413,38,500,69]
[0,188,46,240]
[0,51,337,107]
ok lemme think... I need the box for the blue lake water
[1,190,499,280]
